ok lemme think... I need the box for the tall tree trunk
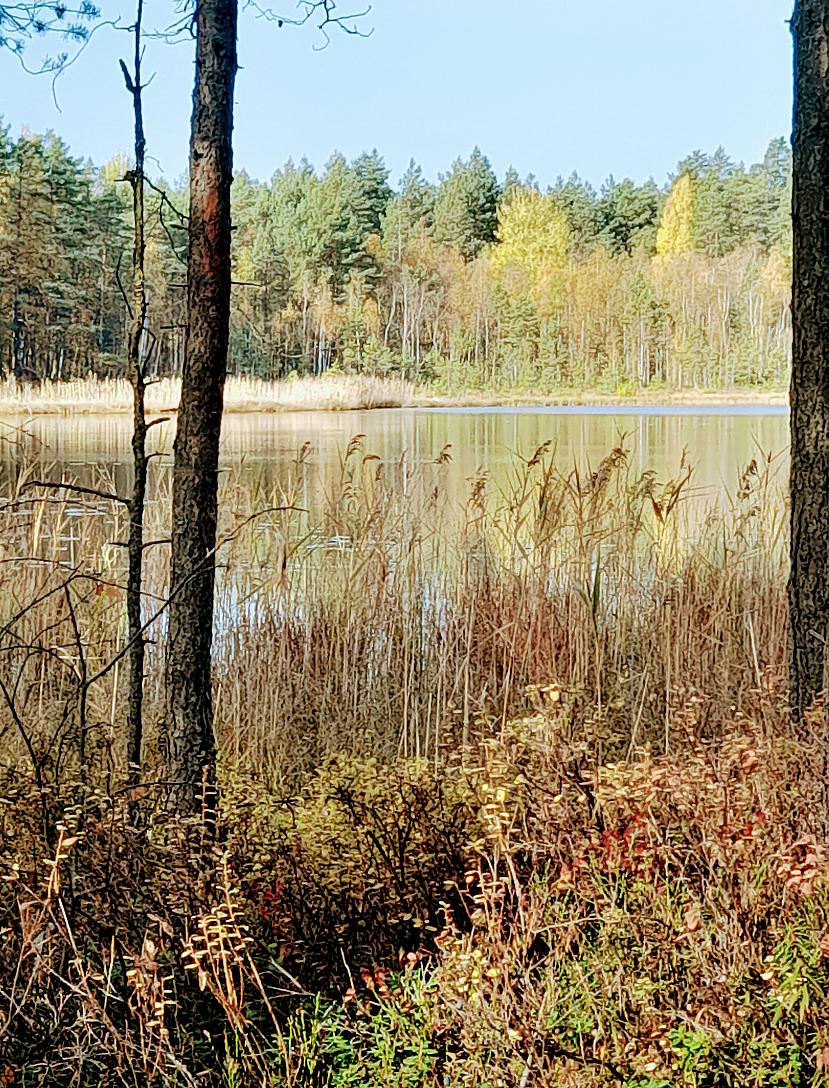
[790,0,829,717]
[165,0,237,816]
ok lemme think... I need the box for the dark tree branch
[145,177,188,222]
[151,0,371,43]
[120,0,151,804]
[21,480,127,505]
[114,251,133,321]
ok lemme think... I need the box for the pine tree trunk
[790,0,829,717]
[165,0,237,816]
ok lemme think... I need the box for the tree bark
[165,0,237,815]
[790,0,829,717]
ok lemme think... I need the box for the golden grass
[0,433,788,785]
[0,372,417,415]
[0,373,787,416]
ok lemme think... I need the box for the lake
[0,405,790,515]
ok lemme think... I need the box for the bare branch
[114,251,133,321]
[145,177,188,222]
[248,0,373,47]
[81,505,300,692]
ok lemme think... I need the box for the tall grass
[0,432,788,785]
[213,438,788,782]
[0,374,788,416]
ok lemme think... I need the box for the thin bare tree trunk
[165,0,237,816]
[121,0,149,791]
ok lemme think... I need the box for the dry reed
[0,431,789,787]
[0,373,416,416]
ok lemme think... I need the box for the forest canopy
[0,128,792,391]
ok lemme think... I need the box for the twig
[21,480,128,505]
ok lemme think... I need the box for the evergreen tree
[433,147,500,260]
[502,165,522,200]
[317,152,371,292]
[0,132,85,376]
[351,149,392,237]
[757,137,792,252]
[597,177,660,256]
[0,0,100,71]
[269,158,323,284]
[549,172,599,254]
[400,160,435,225]
[382,160,435,260]
[693,148,743,256]
[0,128,795,388]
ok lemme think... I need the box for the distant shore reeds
[0,372,788,416]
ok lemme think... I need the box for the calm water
[0,404,789,512]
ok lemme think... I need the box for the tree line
[0,128,792,390]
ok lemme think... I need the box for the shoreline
[0,375,789,417]
[405,389,788,410]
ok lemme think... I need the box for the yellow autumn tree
[99,153,130,188]
[492,188,569,273]
[656,174,696,256]
[490,188,570,318]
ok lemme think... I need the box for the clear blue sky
[1,0,794,188]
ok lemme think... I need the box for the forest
[0,128,792,392]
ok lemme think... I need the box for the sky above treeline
[1,0,793,188]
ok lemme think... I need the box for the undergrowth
[2,703,829,1085]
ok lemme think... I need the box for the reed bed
[0,372,416,415]
[0,375,789,418]
[213,438,788,783]
[0,431,788,786]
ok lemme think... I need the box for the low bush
[2,696,829,1085]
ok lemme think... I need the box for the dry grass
[1,711,827,1085]
[213,439,788,782]
[0,433,788,783]
[0,373,417,415]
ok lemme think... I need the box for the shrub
[227,754,477,991]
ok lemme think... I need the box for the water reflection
[0,405,789,513]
